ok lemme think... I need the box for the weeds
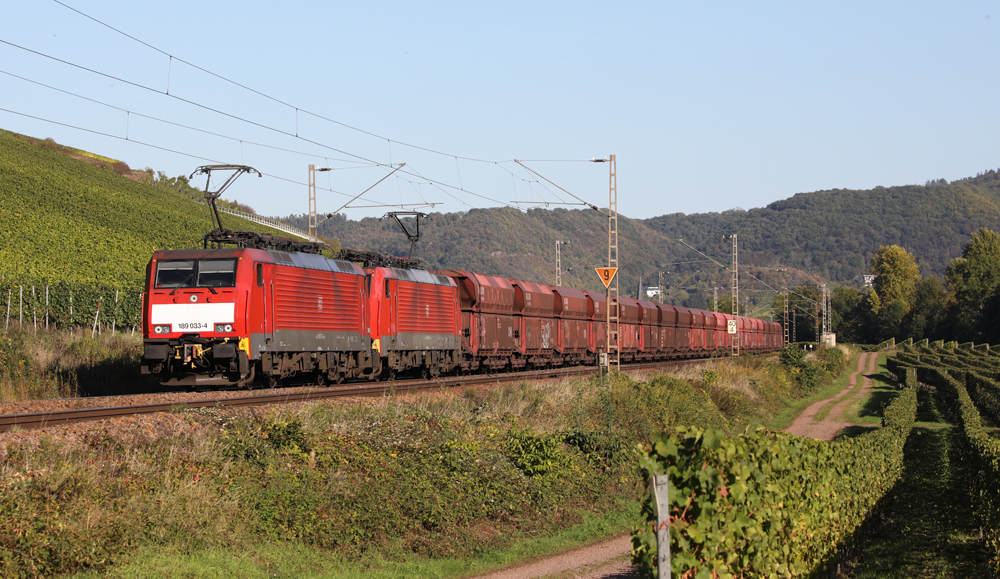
[0,327,159,402]
[0,350,847,577]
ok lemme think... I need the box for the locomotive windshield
[155,259,238,288]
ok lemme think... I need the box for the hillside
[288,172,1000,309]
[0,129,291,289]
[4,125,998,315]
[644,174,1000,283]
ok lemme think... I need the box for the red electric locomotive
[140,248,377,388]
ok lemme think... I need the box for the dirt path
[784,352,878,440]
[466,534,637,579]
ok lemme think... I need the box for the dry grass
[0,327,151,401]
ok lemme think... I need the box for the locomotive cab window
[154,260,195,288]
[198,259,238,287]
[154,259,238,289]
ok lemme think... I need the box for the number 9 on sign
[594,267,619,289]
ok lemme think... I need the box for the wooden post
[45,286,49,330]
[652,474,671,579]
[19,286,23,328]
[4,288,10,330]
[112,289,119,336]
[92,298,102,339]
[32,285,37,333]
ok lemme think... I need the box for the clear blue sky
[2,1,998,221]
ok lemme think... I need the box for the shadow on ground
[855,372,901,420]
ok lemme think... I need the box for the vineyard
[886,341,1000,574]
[0,129,294,326]
[632,340,1000,578]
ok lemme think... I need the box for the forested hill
[298,171,1000,302]
[644,173,1000,283]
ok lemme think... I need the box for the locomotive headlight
[215,324,234,333]
[153,325,171,334]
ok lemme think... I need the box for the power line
[0,68,377,195]
[0,38,385,166]
[0,106,432,212]
[50,0,507,165]
[0,38,515,210]
[0,106,221,164]
[6,8,611,215]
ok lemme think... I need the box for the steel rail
[0,359,705,433]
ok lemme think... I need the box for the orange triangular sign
[594,267,619,288]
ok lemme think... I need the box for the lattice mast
[731,233,739,357]
[308,164,318,243]
[819,284,827,342]
[607,155,620,369]
[783,279,790,346]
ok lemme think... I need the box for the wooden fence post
[111,289,119,336]
[652,474,671,579]
[92,298,102,339]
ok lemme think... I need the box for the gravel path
[784,352,877,440]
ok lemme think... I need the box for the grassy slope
[0,129,288,288]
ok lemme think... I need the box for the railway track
[0,359,705,433]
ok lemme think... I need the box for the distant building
[643,286,661,299]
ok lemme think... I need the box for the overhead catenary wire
[7,5,613,217]
[2,35,546,213]
[514,160,601,211]
[0,106,430,213]
[0,38,383,166]
[0,106,223,164]
[50,0,508,166]
[0,68,377,182]
[0,39,510,210]
[672,237,825,307]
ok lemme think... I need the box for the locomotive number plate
[151,303,235,330]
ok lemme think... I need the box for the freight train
[140,247,784,388]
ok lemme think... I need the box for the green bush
[631,388,916,578]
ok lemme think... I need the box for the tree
[945,228,1000,341]
[900,277,948,341]
[868,245,921,312]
